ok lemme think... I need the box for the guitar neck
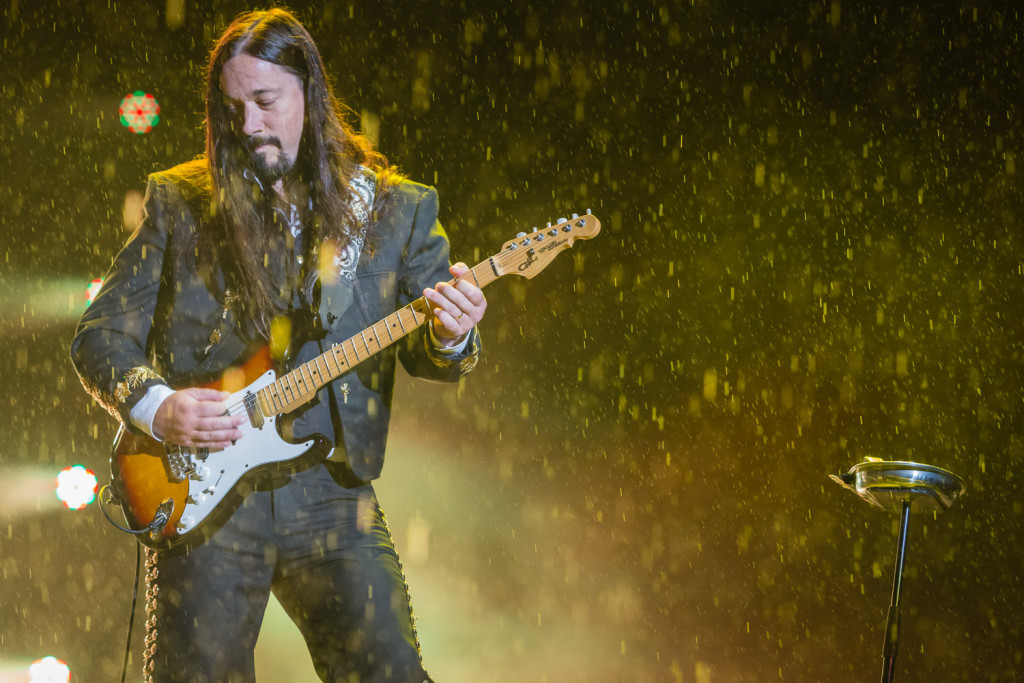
[253,211,602,417]
[255,259,499,417]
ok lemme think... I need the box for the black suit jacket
[71,161,480,482]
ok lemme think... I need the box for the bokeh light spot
[56,465,98,510]
[85,278,103,306]
[28,656,71,683]
[119,90,161,134]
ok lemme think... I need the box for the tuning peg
[532,226,538,232]
[557,217,567,223]
[546,221,552,228]
[516,231,527,238]
[571,212,579,219]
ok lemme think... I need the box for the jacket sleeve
[394,185,481,382]
[70,176,173,429]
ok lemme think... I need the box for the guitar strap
[313,168,375,479]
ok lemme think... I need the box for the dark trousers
[142,464,431,683]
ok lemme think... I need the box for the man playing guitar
[72,9,485,682]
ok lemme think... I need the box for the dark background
[1,1,1021,681]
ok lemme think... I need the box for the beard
[245,135,294,184]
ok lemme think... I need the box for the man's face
[220,54,305,184]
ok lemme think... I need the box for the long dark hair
[199,8,397,339]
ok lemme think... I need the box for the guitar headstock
[492,212,601,279]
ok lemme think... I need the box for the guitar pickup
[244,390,264,429]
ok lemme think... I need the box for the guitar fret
[313,355,326,382]
[360,330,371,354]
[397,310,408,334]
[349,339,360,362]
[469,267,481,288]
[409,304,420,325]
[339,343,352,366]
[384,317,395,342]
[331,346,345,374]
[300,364,314,393]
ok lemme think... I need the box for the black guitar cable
[117,542,141,683]
[98,484,172,537]
[98,485,171,683]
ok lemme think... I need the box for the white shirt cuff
[129,384,176,441]
[428,321,471,355]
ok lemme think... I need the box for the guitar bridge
[163,444,196,483]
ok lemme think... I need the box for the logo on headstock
[538,237,569,254]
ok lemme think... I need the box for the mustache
[245,135,282,153]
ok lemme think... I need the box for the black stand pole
[881,500,912,683]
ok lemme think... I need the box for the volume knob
[190,466,211,481]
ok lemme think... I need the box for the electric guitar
[108,212,601,549]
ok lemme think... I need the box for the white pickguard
[173,370,315,534]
